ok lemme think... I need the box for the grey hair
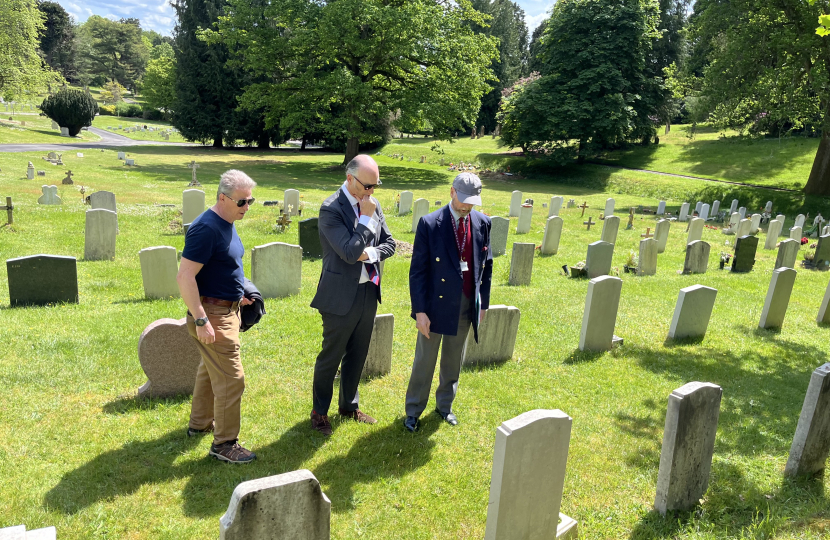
[217,169,256,202]
[345,157,361,178]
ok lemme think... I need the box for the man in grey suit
[309,154,396,435]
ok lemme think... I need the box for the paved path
[0,127,198,153]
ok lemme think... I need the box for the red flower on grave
[802,237,809,245]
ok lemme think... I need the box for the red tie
[357,204,379,285]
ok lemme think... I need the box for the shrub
[142,108,164,121]
[115,102,143,117]
[98,104,117,116]
[40,89,98,136]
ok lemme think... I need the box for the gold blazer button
[439,295,443,298]
[436,257,440,262]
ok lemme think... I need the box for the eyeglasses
[350,174,380,191]
[224,194,256,207]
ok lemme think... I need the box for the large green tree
[143,42,176,113]
[36,1,76,80]
[0,0,63,100]
[76,16,148,90]
[208,0,498,163]
[527,20,548,74]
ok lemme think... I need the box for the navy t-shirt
[182,209,245,301]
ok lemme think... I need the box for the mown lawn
[0,115,101,144]
[0,143,829,539]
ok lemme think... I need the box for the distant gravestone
[463,305,521,366]
[699,203,710,221]
[137,318,201,397]
[790,226,803,240]
[284,189,300,216]
[117,151,125,160]
[508,243,535,286]
[601,215,620,245]
[750,214,761,234]
[776,214,786,224]
[509,191,522,217]
[604,198,615,217]
[90,190,116,212]
[516,205,532,234]
[815,235,830,268]
[817,281,830,324]
[84,209,117,261]
[219,470,331,540]
[579,275,622,352]
[735,218,751,238]
[759,267,797,330]
[654,382,722,515]
[586,241,614,279]
[678,202,690,222]
[775,239,800,270]
[727,212,740,232]
[686,217,704,244]
[668,285,717,339]
[125,158,135,166]
[694,201,702,214]
[484,410,578,540]
[299,218,323,258]
[412,198,429,232]
[27,161,34,179]
[765,219,784,249]
[139,246,179,299]
[490,217,509,257]
[541,216,563,255]
[251,242,302,298]
[37,185,61,205]
[7,255,78,306]
[182,189,205,226]
[683,240,710,274]
[731,235,758,273]
[795,214,806,228]
[657,201,666,215]
[566,199,576,209]
[738,207,746,219]
[655,219,670,254]
[399,191,413,215]
[785,363,830,477]
[51,120,59,129]
[548,196,563,217]
[729,199,739,215]
[638,238,657,276]
[363,314,394,378]
[765,201,773,212]
[60,127,69,137]
[711,200,720,216]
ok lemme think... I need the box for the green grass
[91,116,190,143]
[0,115,101,144]
[0,144,829,539]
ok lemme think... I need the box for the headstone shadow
[662,335,706,348]
[563,348,606,365]
[102,394,191,415]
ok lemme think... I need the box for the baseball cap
[453,173,482,205]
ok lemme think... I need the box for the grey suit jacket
[310,187,396,315]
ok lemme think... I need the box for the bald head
[345,154,380,199]
[345,154,379,179]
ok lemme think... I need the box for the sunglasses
[351,174,380,191]
[224,194,256,207]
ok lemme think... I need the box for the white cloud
[525,11,550,32]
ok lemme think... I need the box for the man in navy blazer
[404,173,492,432]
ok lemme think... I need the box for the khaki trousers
[186,302,244,445]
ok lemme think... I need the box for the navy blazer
[409,205,493,342]
[310,188,396,316]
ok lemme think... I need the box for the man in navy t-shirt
[177,169,257,464]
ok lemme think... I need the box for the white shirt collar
[342,181,359,207]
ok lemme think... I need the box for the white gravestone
[686,217,704,245]
[139,246,179,299]
[749,214,761,234]
[678,202,690,222]
[548,196,563,217]
[759,267,797,330]
[363,314,394,378]
[790,226,802,240]
[125,158,135,166]
[775,239,800,270]
[655,382,722,515]
[516,205,532,234]
[765,219,784,249]
[694,201,702,214]
[638,238,657,276]
[251,242,302,298]
[795,214,806,228]
[776,214,786,224]
[682,240,710,274]
[765,201,773,212]
[284,188,300,216]
[508,243,535,286]
[711,200,720,216]
[464,305,521,366]
[579,275,622,352]
[90,190,116,212]
[182,189,206,226]
[655,219,670,254]
[785,363,830,477]
[27,162,35,180]
[735,218,751,238]
[738,207,746,219]
[729,199,739,215]
[490,216,509,257]
[817,280,830,324]
[412,198,429,232]
[37,185,61,205]
[601,215,620,245]
[117,151,126,160]
[484,409,578,540]
[509,191,522,217]
[657,201,666,215]
[219,470,331,540]
[541,216,563,255]
[727,212,740,231]
[84,209,117,261]
[585,241,614,279]
[604,198,615,217]
[60,127,69,137]
[699,203,710,221]
[398,191,413,216]
[668,285,717,339]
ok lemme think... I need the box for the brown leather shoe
[311,411,332,435]
[209,440,256,464]
[339,408,377,424]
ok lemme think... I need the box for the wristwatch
[195,316,209,327]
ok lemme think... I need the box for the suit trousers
[186,302,244,445]
[313,282,379,415]
[405,294,472,418]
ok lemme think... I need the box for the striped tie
[358,204,380,285]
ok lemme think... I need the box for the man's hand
[240,297,254,306]
[416,312,431,338]
[359,195,376,218]
[196,320,216,344]
[358,251,369,262]
[480,309,487,324]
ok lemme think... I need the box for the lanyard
[450,215,468,260]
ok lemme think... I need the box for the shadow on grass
[102,393,191,415]
[563,349,605,365]
[662,335,706,347]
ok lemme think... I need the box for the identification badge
[460,261,469,272]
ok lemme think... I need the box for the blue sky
[57,0,554,37]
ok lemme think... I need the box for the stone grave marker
[60,127,69,137]
[601,215,620,244]
[729,199,739,215]
[251,242,302,298]
[37,185,61,205]
[683,240,710,274]
[84,209,117,260]
[604,198,615,217]
[735,218,751,238]
[750,214,761,234]
[775,239,799,270]
[117,151,125,160]
[508,243,535,286]
[694,201,702,214]
[298,218,323,258]
[484,409,577,540]
[398,191,413,215]
[76,152,83,158]
[738,207,746,219]
[284,189,300,216]
[61,170,73,185]
[655,219,670,254]
[759,267,797,329]
[765,219,784,249]
[668,285,717,339]
[90,190,116,212]
[27,161,34,179]
[579,275,622,351]
[657,200,666,215]
[686,217,704,245]
[549,196,563,217]
[37,170,45,177]
[784,363,830,477]
[125,158,135,166]
[679,202,690,222]
[541,216,563,255]
[788,225,802,241]
[776,214,786,224]
[711,200,720,216]
[654,382,722,515]
[638,238,658,276]
[463,305,521,366]
[363,314,394,378]
[139,246,179,299]
[583,216,595,231]
[815,235,830,268]
[731,235,758,273]
[490,217,509,257]
[516,205,532,234]
[726,212,740,233]
[586,241,614,279]
[51,120,59,129]
[566,199,576,209]
[765,201,773,212]
[412,198,429,232]
[182,189,205,226]
[7,255,78,306]
[579,201,589,217]
[818,281,830,324]
[509,191,522,217]
[219,470,331,540]
[137,318,201,397]
[187,161,201,186]
[795,214,806,228]
[699,203,710,221]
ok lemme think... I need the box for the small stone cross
[579,201,589,217]
[62,170,74,185]
[626,207,635,230]
[641,227,653,239]
[187,161,201,186]
[0,196,13,225]
[583,216,595,231]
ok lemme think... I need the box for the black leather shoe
[435,408,458,426]
[403,416,419,432]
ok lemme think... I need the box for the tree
[208,0,498,163]
[0,0,63,100]
[36,1,76,80]
[497,0,662,160]
[40,88,97,135]
[100,80,126,104]
[143,55,176,113]
[76,16,148,90]
[527,19,548,74]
